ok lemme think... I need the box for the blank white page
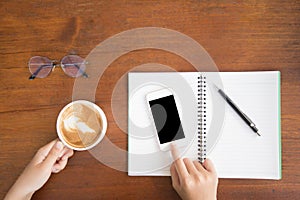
[208,71,281,179]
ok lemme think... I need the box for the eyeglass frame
[28,55,89,80]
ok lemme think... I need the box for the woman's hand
[170,144,218,200]
[5,139,74,200]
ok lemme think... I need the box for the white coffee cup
[56,100,107,151]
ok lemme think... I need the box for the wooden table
[1,1,299,199]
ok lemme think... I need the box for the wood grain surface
[0,0,299,199]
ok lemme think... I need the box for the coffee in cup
[56,100,107,150]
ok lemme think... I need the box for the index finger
[170,143,189,180]
[171,143,180,160]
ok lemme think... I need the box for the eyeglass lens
[61,55,86,78]
[28,56,53,78]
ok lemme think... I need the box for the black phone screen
[149,95,185,144]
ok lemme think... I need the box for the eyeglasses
[28,55,88,80]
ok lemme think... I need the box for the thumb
[42,141,64,168]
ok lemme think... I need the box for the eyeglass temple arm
[73,64,89,78]
[29,64,53,80]
[29,63,88,80]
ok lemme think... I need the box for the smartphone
[146,88,187,151]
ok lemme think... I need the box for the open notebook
[128,71,281,179]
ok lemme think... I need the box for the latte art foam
[59,103,102,148]
[63,116,96,135]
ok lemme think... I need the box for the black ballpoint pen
[215,85,261,136]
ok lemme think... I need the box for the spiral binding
[197,74,207,163]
